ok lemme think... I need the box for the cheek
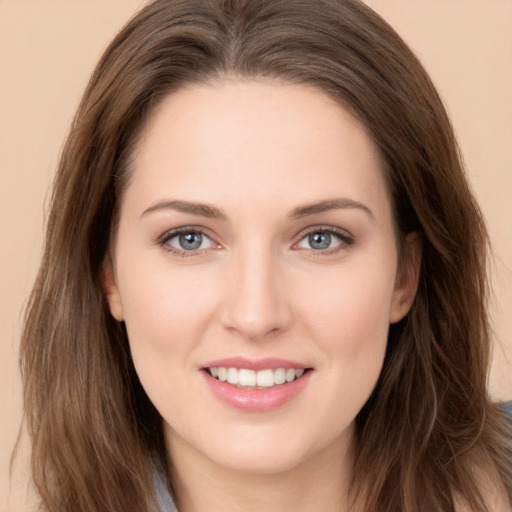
[294,259,396,405]
[298,260,396,348]
[115,260,224,423]
[116,258,221,369]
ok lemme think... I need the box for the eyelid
[292,225,355,252]
[156,225,222,256]
[155,224,354,256]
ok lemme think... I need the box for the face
[104,80,420,476]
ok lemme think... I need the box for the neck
[166,428,358,512]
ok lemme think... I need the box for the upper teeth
[209,367,305,387]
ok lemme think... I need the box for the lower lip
[202,370,312,412]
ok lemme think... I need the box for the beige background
[1,1,511,510]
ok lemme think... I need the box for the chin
[167,416,353,477]
[206,443,312,475]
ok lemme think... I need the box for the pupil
[179,232,202,250]
[309,232,331,250]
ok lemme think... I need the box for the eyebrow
[141,200,227,220]
[141,197,373,221]
[289,198,374,220]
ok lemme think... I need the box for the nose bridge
[221,238,291,339]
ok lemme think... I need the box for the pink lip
[201,362,313,412]
[203,356,308,371]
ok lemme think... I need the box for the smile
[202,359,313,412]
[208,367,306,388]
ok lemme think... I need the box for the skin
[104,80,422,512]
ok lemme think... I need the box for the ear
[100,255,124,322]
[389,231,422,324]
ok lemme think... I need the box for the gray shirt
[154,467,178,512]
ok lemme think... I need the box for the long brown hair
[19,0,511,510]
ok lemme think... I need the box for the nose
[219,244,293,341]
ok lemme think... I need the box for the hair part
[19,1,511,511]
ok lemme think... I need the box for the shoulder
[454,402,512,512]
[455,402,512,512]
[453,463,511,512]
[454,485,511,512]
[500,400,512,422]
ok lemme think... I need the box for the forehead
[124,79,391,220]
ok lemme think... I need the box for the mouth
[201,359,313,412]
[205,366,309,389]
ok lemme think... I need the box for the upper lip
[202,357,310,371]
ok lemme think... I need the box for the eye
[295,228,353,252]
[160,229,217,254]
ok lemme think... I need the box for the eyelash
[292,225,354,257]
[157,226,220,257]
[156,225,354,257]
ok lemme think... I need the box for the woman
[19,0,511,511]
